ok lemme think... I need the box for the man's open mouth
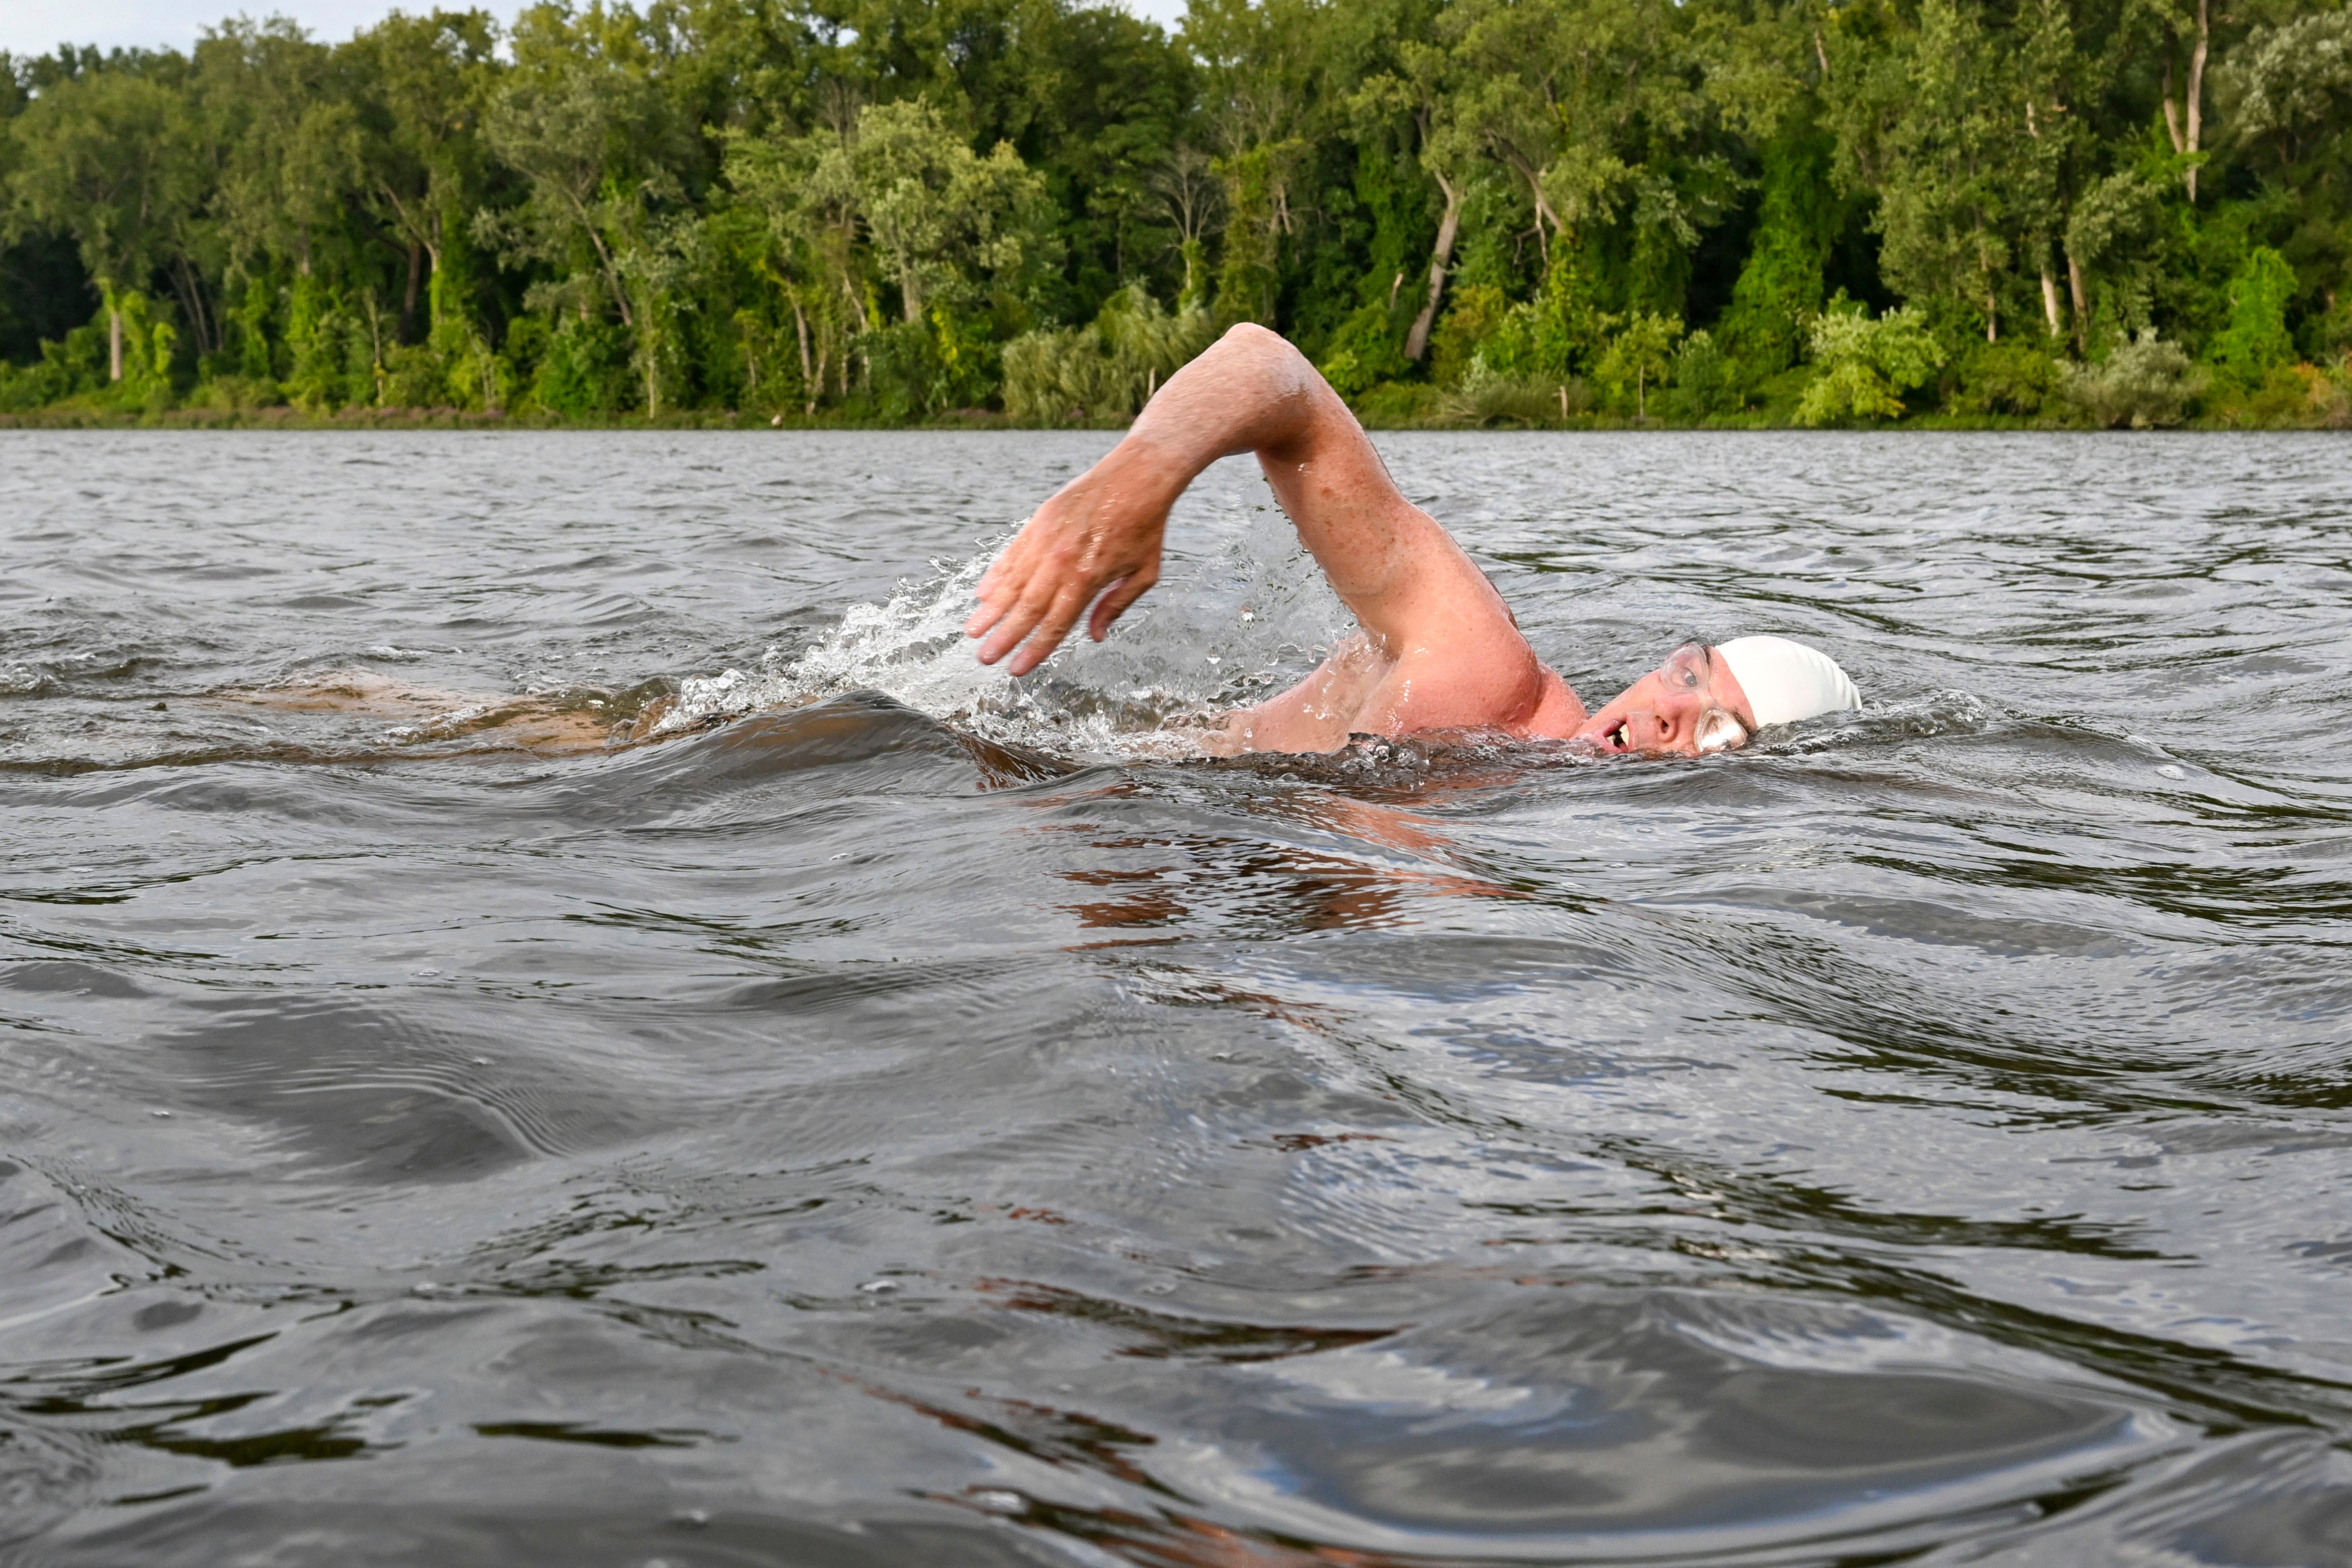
[1610,721,1630,749]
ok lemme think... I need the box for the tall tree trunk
[1405,172,1463,363]
[2065,247,2089,354]
[170,257,214,355]
[2184,0,2208,202]
[1512,159,1564,266]
[793,296,813,412]
[1985,288,1998,343]
[2161,5,2210,202]
[109,306,123,383]
[2040,267,2063,337]
[580,221,633,330]
[642,301,659,418]
[401,240,425,345]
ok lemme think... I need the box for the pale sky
[3,0,1190,59]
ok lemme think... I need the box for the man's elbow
[1218,321,1305,372]
[1215,322,1325,406]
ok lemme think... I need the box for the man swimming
[225,323,1855,759]
[966,323,1861,756]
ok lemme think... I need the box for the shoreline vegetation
[5,397,2348,432]
[4,2,2348,435]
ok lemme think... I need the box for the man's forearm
[965,323,1450,676]
[1118,324,1335,482]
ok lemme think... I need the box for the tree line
[2,0,2346,428]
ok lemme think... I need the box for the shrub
[381,343,448,409]
[2309,294,2352,362]
[1949,342,2061,416]
[187,374,281,413]
[869,307,994,421]
[531,316,633,417]
[2207,247,2299,391]
[1656,330,1742,421]
[1594,312,1682,418]
[2057,330,2203,428]
[1436,359,1586,426]
[1350,380,1439,427]
[1316,299,1411,396]
[2307,357,2352,430]
[1428,284,1512,388]
[1000,285,1211,425]
[1795,303,1945,425]
[0,323,103,410]
[2212,360,2320,427]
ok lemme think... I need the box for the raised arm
[966,327,1559,744]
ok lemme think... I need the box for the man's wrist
[1103,427,1198,513]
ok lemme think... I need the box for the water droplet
[858,1278,899,1294]
[970,1489,1024,1514]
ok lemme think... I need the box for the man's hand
[964,441,1180,676]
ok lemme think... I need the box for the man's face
[1573,643,1755,757]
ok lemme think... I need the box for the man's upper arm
[1252,405,1532,688]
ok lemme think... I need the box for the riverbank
[4,399,2346,432]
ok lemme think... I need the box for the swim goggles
[1658,642,1751,754]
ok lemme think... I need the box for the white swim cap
[1714,636,1862,728]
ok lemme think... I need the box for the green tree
[808,98,1058,325]
[3,63,203,382]
[1597,308,1681,416]
[1797,299,1945,422]
[2208,245,2297,387]
[346,10,499,347]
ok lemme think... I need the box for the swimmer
[966,323,1861,756]
[223,325,1854,761]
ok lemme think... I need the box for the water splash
[650,510,1351,760]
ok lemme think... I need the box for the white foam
[649,512,1349,761]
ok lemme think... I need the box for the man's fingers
[1086,577,1130,643]
[1006,585,1090,677]
[967,534,1034,637]
[966,570,1020,642]
[980,555,1084,665]
[1088,567,1156,642]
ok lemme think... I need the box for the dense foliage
[3,0,2347,427]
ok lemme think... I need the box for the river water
[2,429,2348,1567]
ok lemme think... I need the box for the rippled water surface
[4,429,2350,1567]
